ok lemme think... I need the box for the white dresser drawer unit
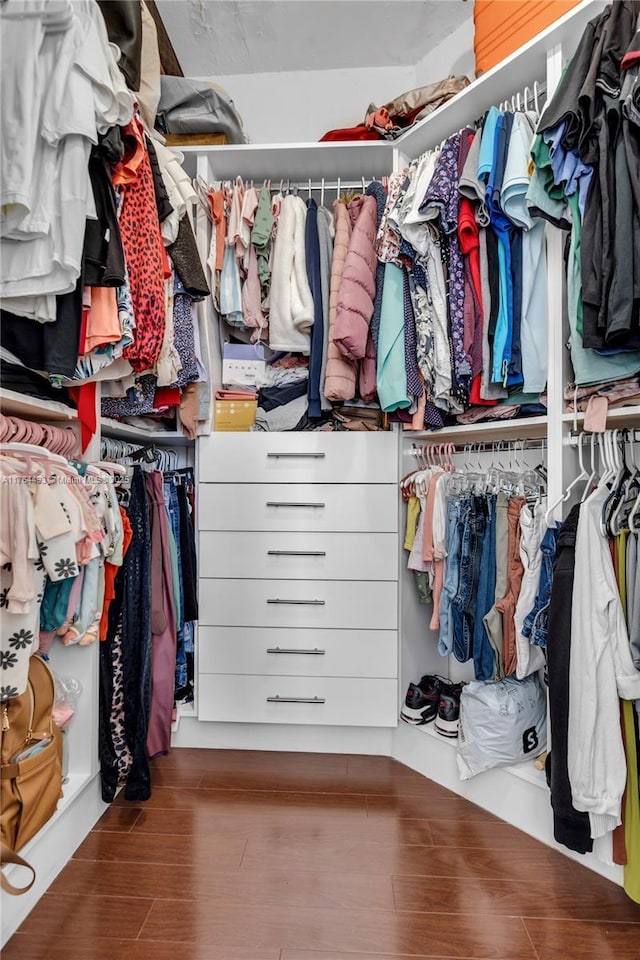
[198,431,398,484]
[198,674,398,726]
[198,627,398,678]
[199,579,397,631]
[198,483,398,533]
[198,531,398,581]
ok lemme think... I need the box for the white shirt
[569,486,640,838]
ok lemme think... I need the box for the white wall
[199,6,476,145]
[414,15,476,87]
[206,63,417,144]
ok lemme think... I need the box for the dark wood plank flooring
[5,749,640,959]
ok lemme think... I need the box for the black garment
[0,360,76,407]
[540,8,609,153]
[608,124,640,344]
[559,2,640,350]
[96,0,142,90]
[146,136,174,225]
[545,505,593,855]
[258,378,308,412]
[486,227,500,347]
[84,131,126,287]
[508,229,523,384]
[365,181,388,350]
[167,215,210,298]
[0,280,83,380]
[120,469,152,802]
[597,0,640,96]
[177,482,198,623]
[99,594,123,804]
[305,198,324,418]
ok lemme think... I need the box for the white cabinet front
[198,674,398,726]
[198,483,397,533]
[198,432,398,484]
[199,579,397,630]
[198,627,398,678]
[198,531,398,581]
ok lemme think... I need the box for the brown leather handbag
[1,655,63,895]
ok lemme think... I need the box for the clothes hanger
[610,432,640,535]
[544,432,588,525]
[579,432,599,502]
[320,178,325,207]
[628,433,640,531]
[0,441,68,464]
[601,430,631,536]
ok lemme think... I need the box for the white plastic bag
[456,674,547,780]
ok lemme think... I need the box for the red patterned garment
[113,118,165,372]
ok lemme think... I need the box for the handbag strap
[0,842,36,895]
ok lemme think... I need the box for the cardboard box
[214,397,257,432]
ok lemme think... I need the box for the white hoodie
[268,195,314,353]
[569,485,640,839]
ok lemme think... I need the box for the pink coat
[333,195,378,362]
[324,200,357,402]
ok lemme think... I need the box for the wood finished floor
[5,749,640,959]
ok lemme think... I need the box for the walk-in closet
[1,1,640,958]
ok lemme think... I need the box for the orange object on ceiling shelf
[474,0,582,76]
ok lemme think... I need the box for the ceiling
[156,0,472,77]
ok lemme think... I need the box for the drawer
[198,674,398,726]
[198,579,397,630]
[198,627,398,678]
[199,532,398,581]
[198,484,398,533]
[198,432,398,484]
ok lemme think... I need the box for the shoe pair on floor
[400,674,463,737]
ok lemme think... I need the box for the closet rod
[206,178,383,193]
[429,79,548,153]
[410,438,548,455]
[492,78,547,114]
[566,428,640,446]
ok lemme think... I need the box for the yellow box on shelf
[214,393,257,432]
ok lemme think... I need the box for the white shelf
[180,140,392,181]
[0,388,78,422]
[403,415,547,444]
[171,701,196,734]
[100,417,193,445]
[394,0,608,160]
[411,720,549,791]
[562,406,640,429]
[1,771,93,885]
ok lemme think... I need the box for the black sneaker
[400,675,443,725]
[435,683,463,737]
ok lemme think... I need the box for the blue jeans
[473,495,497,680]
[452,497,485,663]
[522,524,559,647]
[163,480,187,694]
[438,497,469,657]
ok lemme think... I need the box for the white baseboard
[1,773,107,946]
[391,722,624,886]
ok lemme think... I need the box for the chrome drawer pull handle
[266,599,325,605]
[267,452,326,459]
[266,647,326,655]
[267,550,326,557]
[266,695,326,704]
[266,501,325,508]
